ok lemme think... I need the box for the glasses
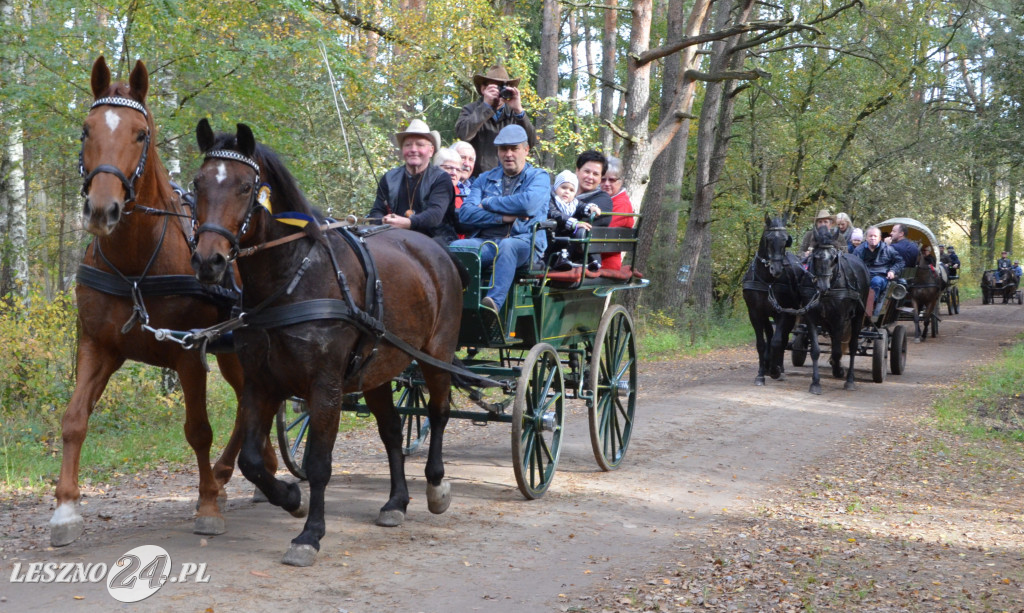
[601,176,621,183]
[440,165,461,173]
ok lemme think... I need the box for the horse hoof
[376,509,406,527]
[281,543,318,567]
[427,480,451,515]
[252,487,269,503]
[288,485,308,518]
[914,337,922,344]
[193,515,226,536]
[844,381,857,391]
[754,377,765,386]
[49,505,84,547]
[809,384,822,395]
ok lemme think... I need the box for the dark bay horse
[908,261,945,342]
[52,57,271,547]
[742,214,804,385]
[800,226,870,395]
[189,120,462,567]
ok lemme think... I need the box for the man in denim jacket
[449,125,549,313]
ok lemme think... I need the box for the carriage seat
[528,223,643,287]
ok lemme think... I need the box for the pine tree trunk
[536,0,561,169]
[1004,181,1016,255]
[599,0,618,153]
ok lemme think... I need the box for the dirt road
[2,298,1022,612]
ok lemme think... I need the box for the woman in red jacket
[599,156,636,270]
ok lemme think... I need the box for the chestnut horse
[908,262,945,342]
[189,120,462,567]
[51,57,272,547]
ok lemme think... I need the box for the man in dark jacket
[855,226,905,316]
[455,66,537,176]
[996,250,1013,282]
[368,119,457,243]
[888,223,920,268]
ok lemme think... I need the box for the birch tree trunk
[0,0,28,298]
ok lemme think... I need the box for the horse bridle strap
[79,97,151,203]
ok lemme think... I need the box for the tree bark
[1004,180,1016,255]
[671,0,754,315]
[0,0,28,298]
[536,0,561,168]
[599,0,618,153]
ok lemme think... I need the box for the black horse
[981,269,1019,304]
[742,214,804,385]
[800,226,870,395]
[189,120,464,567]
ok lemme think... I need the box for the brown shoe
[481,296,499,312]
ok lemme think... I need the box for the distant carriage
[875,218,947,341]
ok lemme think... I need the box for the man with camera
[455,65,537,177]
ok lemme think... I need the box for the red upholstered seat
[531,268,584,283]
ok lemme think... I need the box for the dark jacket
[854,242,905,278]
[455,100,537,176]
[576,189,614,228]
[547,195,594,236]
[890,238,920,268]
[368,165,457,243]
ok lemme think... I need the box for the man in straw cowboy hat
[368,118,457,243]
[455,65,537,177]
[800,208,842,256]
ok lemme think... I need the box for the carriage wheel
[790,331,807,367]
[276,398,310,481]
[395,381,430,456]
[952,287,960,314]
[871,329,888,383]
[889,325,908,375]
[588,305,638,471]
[511,343,565,500]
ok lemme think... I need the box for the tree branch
[684,68,770,82]
[310,0,407,43]
[633,19,795,66]
[603,119,638,144]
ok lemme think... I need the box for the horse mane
[209,131,323,240]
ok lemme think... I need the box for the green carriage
[277,217,648,499]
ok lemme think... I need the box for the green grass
[635,309,751,361]
[932,340,1024,441]
[0,364,367,495]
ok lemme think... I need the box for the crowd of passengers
[797,209,969,316]
[366,65,636,315]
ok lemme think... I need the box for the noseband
[193,150,262,261]
[79,97,151,204]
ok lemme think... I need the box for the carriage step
[898,306,915,314]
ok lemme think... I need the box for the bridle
[808,244,838,287]
[756,226,791,276]
[78,96,151,205]
[192,149,262,261]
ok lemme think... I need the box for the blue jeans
[450,236,533,311]
[869,275,888,315]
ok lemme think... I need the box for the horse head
[79,56,154,236]
[759,213,792,278]
[807,226,840,294]
[190,119,262,285]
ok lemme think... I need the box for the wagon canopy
[875,218,939,251]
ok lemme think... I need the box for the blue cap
[493,125,528,146]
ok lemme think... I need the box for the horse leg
[176,360,230,536]
[770,315,794,381]
[281,388,341,568]
[419,364,453,514]
[808,321,822,395]
[911,297,923,342]
[363,384,410,527]
[50,342,123,547]
[235,389,307,518]
[844,317,861,391]
[752,318,768,385]
[830,323,847,379]
[211,353,277,503]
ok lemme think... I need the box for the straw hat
[472,66,521,91]
[393,119,441,151]
[814,208,835,222]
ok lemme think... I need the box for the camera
[499,85,514,101]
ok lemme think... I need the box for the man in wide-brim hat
[367,118,457,243]
[799,207,841,255]
[455,65,537,177]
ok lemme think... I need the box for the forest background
[1,0,1024,475]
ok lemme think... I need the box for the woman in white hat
[368,119,457,243]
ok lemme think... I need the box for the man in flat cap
[368,118,457,243]
[455,65,537,177]
[450,125,549,314]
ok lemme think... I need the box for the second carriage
[277,218,647,499]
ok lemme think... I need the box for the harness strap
[76,265,238,304]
